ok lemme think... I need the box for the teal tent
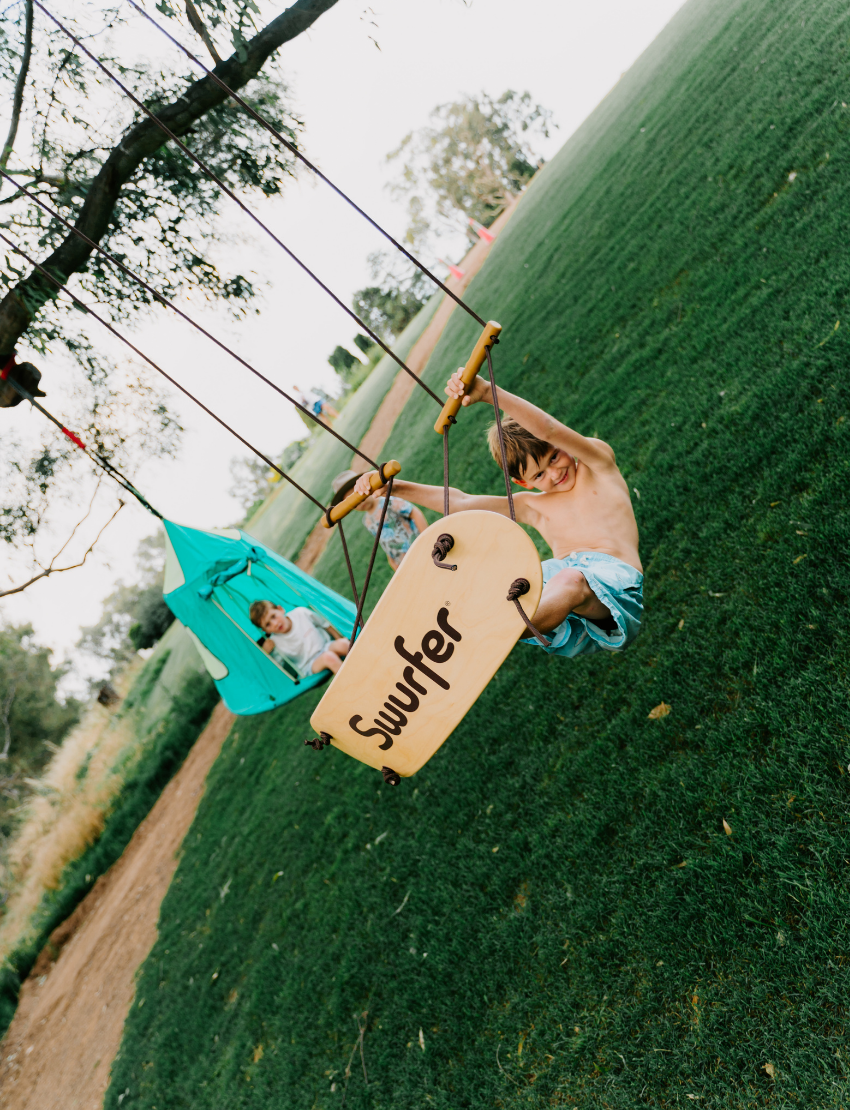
[162,520,356,715]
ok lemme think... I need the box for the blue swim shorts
[521,550,644,659]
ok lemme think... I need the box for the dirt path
[0,199,522,1108]
[0,702,235,1109]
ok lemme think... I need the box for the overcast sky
[1,0,685,695]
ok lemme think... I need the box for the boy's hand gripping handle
[322,460,402,528]
[434,320,502,435]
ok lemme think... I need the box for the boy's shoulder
[288,606,314,622]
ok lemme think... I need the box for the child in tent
[331,469,428,571]
[249,600,350,676]
[352,369,643,659]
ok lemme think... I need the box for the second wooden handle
[434,320,502,434]
[323,460,402,527]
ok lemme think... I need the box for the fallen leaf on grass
[419,1028,425,1052]
[722,819,733,836]
[793,554,807,564]
[253,1044,264,1064]
[763,1062,775,1079]
[678,618,685,630]
[648,702,671,719]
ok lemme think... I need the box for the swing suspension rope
[0,168,381,473]
[0,229,329,514]
[3,7,515,637]
[2,221,382,624]
[34,0,444,409]
[435,340,549,646]
[122,0,487,331]
[0,355,163,518]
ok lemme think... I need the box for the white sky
[1,0,684,695]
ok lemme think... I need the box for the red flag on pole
[468,218,495,244]
[438,258,466,281]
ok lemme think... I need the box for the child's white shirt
[269,607,332,677]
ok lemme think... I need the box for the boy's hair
[249,599,276,629]
[487,418,552,481]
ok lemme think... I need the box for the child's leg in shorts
[532,568,610,634]
[310,637,350,675]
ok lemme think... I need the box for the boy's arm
[448,371,616,470]
[354,474,536,524]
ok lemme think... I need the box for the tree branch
[0,498,124,597]
[0,0,340,360]
[0,0,34,175]
[0,684,16,760]
[185,0,222,64]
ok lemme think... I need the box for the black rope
[2,371,163,517]
[483,346,551,645]
[124,0,488,331]
[485,344,516,522]
[442,416,454,517]
[35,0,444,409]
[0,229,327,513]
[350,476,393,643]
[0,169,380,471]
[336,518,365,633]
[507,579,550,647]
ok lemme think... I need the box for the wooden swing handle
[434,320,502,435]
[322,460,402,527]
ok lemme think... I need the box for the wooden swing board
[310,510,543,777]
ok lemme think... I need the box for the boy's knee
[548,567,589,598]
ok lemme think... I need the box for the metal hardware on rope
[0,169,381,471]
[506,578,550,647]
[35,1,444,409]
[432,533,457,572]
[381,766,401,786]
[0,229,327,513]
[123,0,488,331]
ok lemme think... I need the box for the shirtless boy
[352,369,643,659]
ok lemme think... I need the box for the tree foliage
[0,623,80,767]
[351,250,429,342]
[0,0,339,543]
[77,531,173,670]
[388,89,555,249]
[350,91,553,344]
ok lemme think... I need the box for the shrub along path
[0,203,515,1107]
[0,702,235,1108]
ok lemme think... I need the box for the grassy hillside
[107,0,850,1105]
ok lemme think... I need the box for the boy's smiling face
[261,606,291,635]
[514,447,577,493]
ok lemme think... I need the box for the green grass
[106,0,850,1105]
